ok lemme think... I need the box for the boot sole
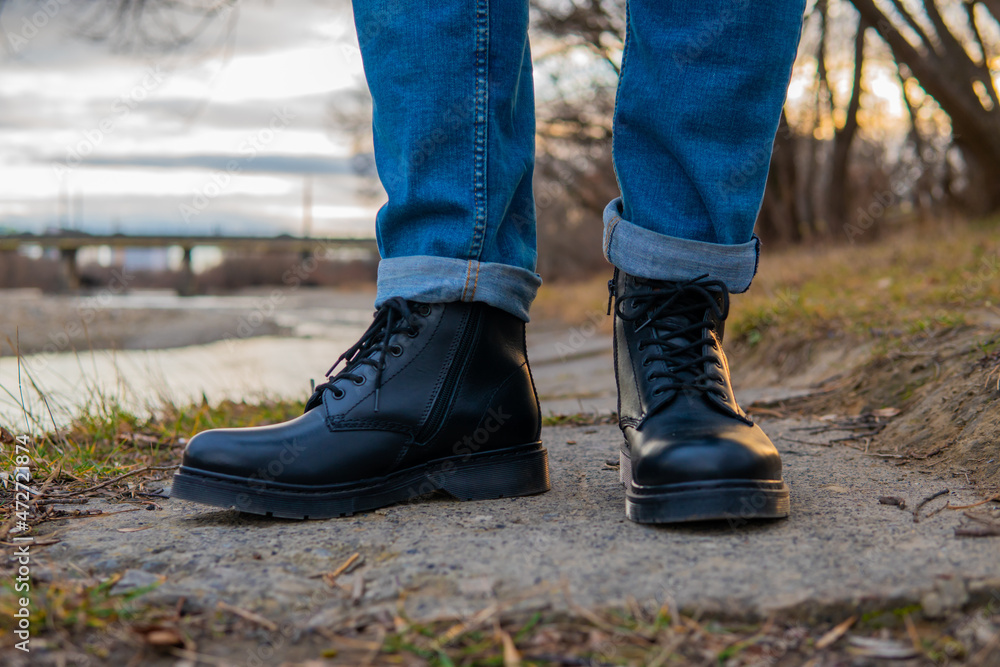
[170,443,549,519]
[620,449,789,524]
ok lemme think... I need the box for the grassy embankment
[6,218,1000,496]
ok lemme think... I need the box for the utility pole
[302,174,313,239]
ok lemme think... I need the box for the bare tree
[828,15,867,228]
[850,0,1000,214]
[1,0,237,52]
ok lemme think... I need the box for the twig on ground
[0,538,60,547]
[216,601,278,631]
[962,511,1000,528]
[946,494,1000,510]
[829,432,881,443]
[35,498,89,506]
[46,465,180,497]
[777,435,833,447]
[913,489,950,522]
[955,526,1000,537]
[351,573,366,606]
[314,552,363,586]
[815,615,856,649]
[878,496,906,510]
[50,508,144,520]
[168,648,238,667]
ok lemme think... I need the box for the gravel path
[35,419,1000,625]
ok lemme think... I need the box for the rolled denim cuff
[376,256,541,322]
[602,198,760,293]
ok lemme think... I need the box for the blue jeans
[353,1,806,322]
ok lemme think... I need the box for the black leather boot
[171,298,549,518]
[608,268,789,524]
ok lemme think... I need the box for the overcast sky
[0,0,383,238]
[0,0,916,242]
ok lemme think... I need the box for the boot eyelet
[406,327,419,338]
[352,376,366,386]
[331,389,345,399]
[642,358,651,367]
[389,344,403,356]
[417,304,432,316]
[714,360,723,368]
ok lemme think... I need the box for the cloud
[79,153,372,175]
[0,0,376,237]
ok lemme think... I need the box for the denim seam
[471,260,482,300]
[470,0,489,262]
[746,235,761,293]
[604,213,621,257]
[610,0,632,194]
[462,260,474,301]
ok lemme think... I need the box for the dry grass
[532,218,1000,350]
[2,580,999,665]
[0,397,304,537]
[730,219,1000,348]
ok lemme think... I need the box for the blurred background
[2,0,1000,420]
[2,0,998,287]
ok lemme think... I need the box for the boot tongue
[631,275,725,342]
[629,276,718,386]
[650,311,704,384]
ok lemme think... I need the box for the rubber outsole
[619,449,789,524]
[170,443,549,520]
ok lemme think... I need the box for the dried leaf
[848,636,918,659]
[134,625,183,647]
[816,615,856,649]
[501,630,522,667]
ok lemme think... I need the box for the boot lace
[306,297,428,413]
[613,273,730,412]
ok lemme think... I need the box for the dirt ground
[3,284,1000,665]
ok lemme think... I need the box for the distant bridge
[0,233,379,294]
